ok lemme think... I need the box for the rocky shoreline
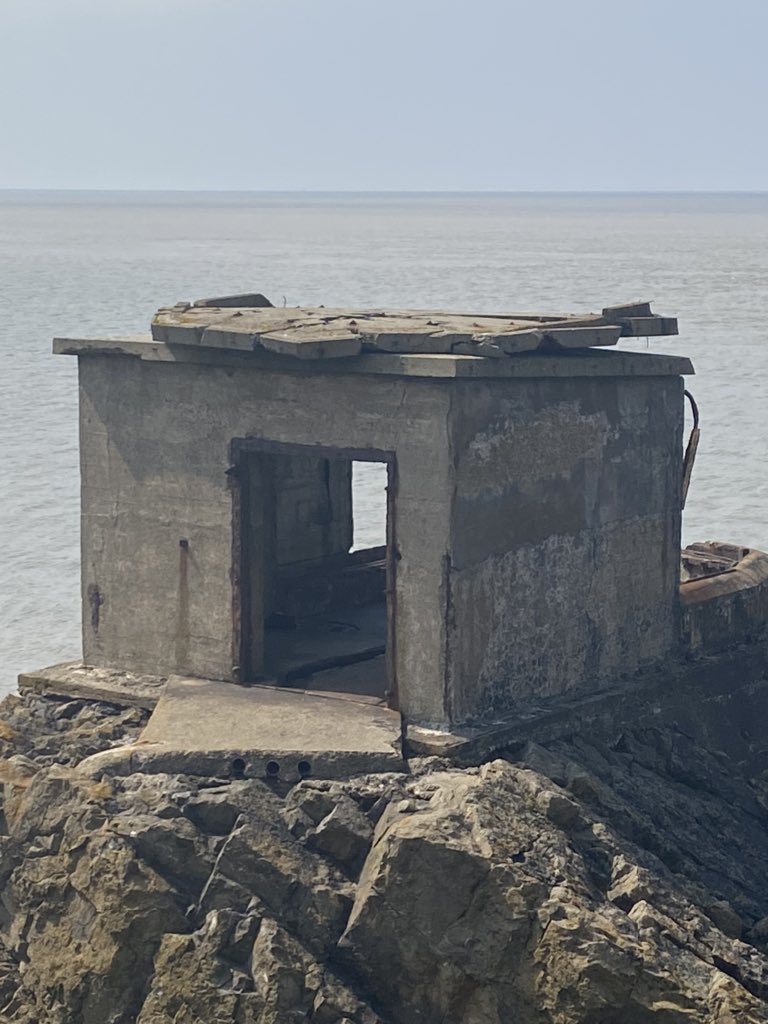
[2,684,768,1022]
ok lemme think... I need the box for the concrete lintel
[17,661,167,710]
[54,335,694,379]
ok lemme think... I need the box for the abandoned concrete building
[20,295,768,777]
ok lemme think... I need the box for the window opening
[352,461,388,550]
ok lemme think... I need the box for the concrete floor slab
[133,675,404,781]
[293,656,387,703]
[18,662,167,710]
[265,604,386,681]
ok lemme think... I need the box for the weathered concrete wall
[445,375,684,722]
[78,356,453,724]
[681,549,768,655]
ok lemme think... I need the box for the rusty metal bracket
[681,389,700,509]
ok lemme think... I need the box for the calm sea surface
[1,191,767,696]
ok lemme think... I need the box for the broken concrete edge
[76,743,405,784]
[404,640,768,763]
[17,661,167,711]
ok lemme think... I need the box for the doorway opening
[233,440,396,707]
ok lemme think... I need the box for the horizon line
[1,187,767,196]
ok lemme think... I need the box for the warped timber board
[150,299,678,361]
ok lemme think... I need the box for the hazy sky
[1,0,766,191]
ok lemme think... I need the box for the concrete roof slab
[54,335,694,378]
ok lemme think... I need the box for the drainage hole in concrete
[230,757,246,779]
[298,760,312,777]
[266,760,280,777]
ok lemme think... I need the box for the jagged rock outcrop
[2,688,768,1022]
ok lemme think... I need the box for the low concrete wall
[681,548,768,654]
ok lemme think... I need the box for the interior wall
[270,452,353,566]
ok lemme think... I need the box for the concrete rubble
[2,679,768,1022]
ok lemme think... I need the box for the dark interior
[265,545,387,687]
[238,444,392,703]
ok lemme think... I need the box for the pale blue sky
[1,0,766,191]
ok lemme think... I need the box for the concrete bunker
[23,293,767,776]
[42,294,696,742]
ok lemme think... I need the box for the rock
[284,781,339,826]
[0,691,148,771]
[518,741,571,787]
[341,763,543,1021]
[310,970,385,1024]
[282,803,316,839]
[305,795,374,876]
[14,833,189,1023]
[183,787,242,834]
[284,775,408,830]
[5,764,107,843]
[0,937,21,1019]
[161,776,357,956]
[607,858,658,911]
[110,812,215,894]
[137,911,383,1024]
[137,931,257,1023]
[250,917,315,1019]
[340,759,768,1023]
[535,788,580,828]
[200,906,262,965]
[211,816,353,956]
[52,700,85,721]
[5,689,768,1022]
[566,766,606,803]
[0,836,21,889]
[707,900,744,940]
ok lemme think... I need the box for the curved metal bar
[681,389,700,510]
[684,389,699,430]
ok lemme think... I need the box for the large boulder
[340,760,768,1024]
